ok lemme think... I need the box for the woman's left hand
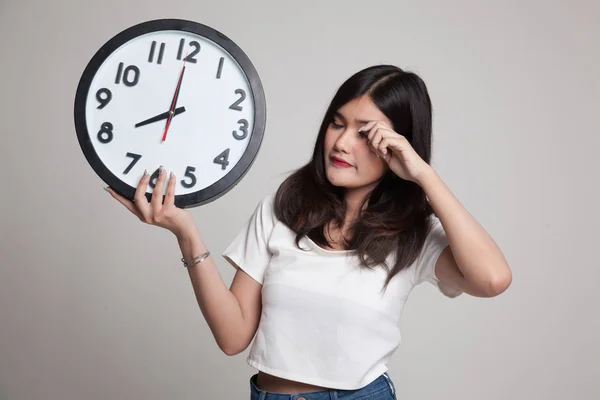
[360,120,433,184]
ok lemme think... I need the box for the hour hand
[134,106,186,128]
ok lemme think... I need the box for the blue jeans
[250,372,397,400]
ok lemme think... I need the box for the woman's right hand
[105,166,197,239]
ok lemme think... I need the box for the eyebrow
[334,112,371,126]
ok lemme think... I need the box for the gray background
[1,0,598,399]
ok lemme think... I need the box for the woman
[106,64,512,400]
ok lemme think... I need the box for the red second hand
[162,55,187,142]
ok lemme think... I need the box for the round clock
[74,19,266,208]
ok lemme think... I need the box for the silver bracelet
[181,251,210,268]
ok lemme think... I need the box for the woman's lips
[331,156,353,168]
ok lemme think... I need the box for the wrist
[175,226,201,244]
[177,228,208,259]
[415,165,439,188]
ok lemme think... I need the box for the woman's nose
[333,128,357,153]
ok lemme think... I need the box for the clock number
[229,89,246,111]
[177,39,200,63]
[216,57,224,79]
[233,119,249,140]
[123,152,142,174]
[97,122,114,144]
[181,166,197,188]
[214,149,230,170]
[96,88,112,109]
[149,168,160,189]
[115,62,140,87]
[148,41,165,64]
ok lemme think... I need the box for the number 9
[96,88,112,109]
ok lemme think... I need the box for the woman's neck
[343,187,372,221]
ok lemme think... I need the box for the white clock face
[83,29,257,197]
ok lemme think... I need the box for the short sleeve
[411,216,462,298]
[222,194,277,285]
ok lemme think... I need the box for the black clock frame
[74,18,266,208]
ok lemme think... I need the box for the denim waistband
[249,372,396,400]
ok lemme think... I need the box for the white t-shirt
[222,193,462,390]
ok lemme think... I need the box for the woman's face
[324,95,391,197]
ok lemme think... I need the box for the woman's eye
[331,122,343,129]
[358,131,368,139]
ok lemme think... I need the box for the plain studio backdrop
[0,0,598,399]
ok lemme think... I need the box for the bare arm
[105,167,262,355]
[418,168,512,297]
[178,229,262,355]
[359,119,512,297]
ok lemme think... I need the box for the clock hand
[134,106,186,128]
[162,57,187,142]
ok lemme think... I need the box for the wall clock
[74,19,266,208]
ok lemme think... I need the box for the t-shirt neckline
[302,235,355,256]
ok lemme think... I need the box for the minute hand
[134,106,186,128]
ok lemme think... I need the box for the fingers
[150,166,167,211]
[164,172,177,208]
[358,120,379,134]
[378,138,393,157]
[133,169,152,220]
[360,121,405,158]
[364,122,390,157]
[374,137,389,158]
[105,186,143,220]
[105,168,175,225]
[370,127,384,151]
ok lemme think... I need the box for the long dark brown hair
[274,65,437,291]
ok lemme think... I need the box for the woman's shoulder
[255,191,277,214]
[247,191,279,228]
[425,212,444,232]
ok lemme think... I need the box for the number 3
[233,119,248,140]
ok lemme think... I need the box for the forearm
[176,229,247,355]
[418,168,512,289]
